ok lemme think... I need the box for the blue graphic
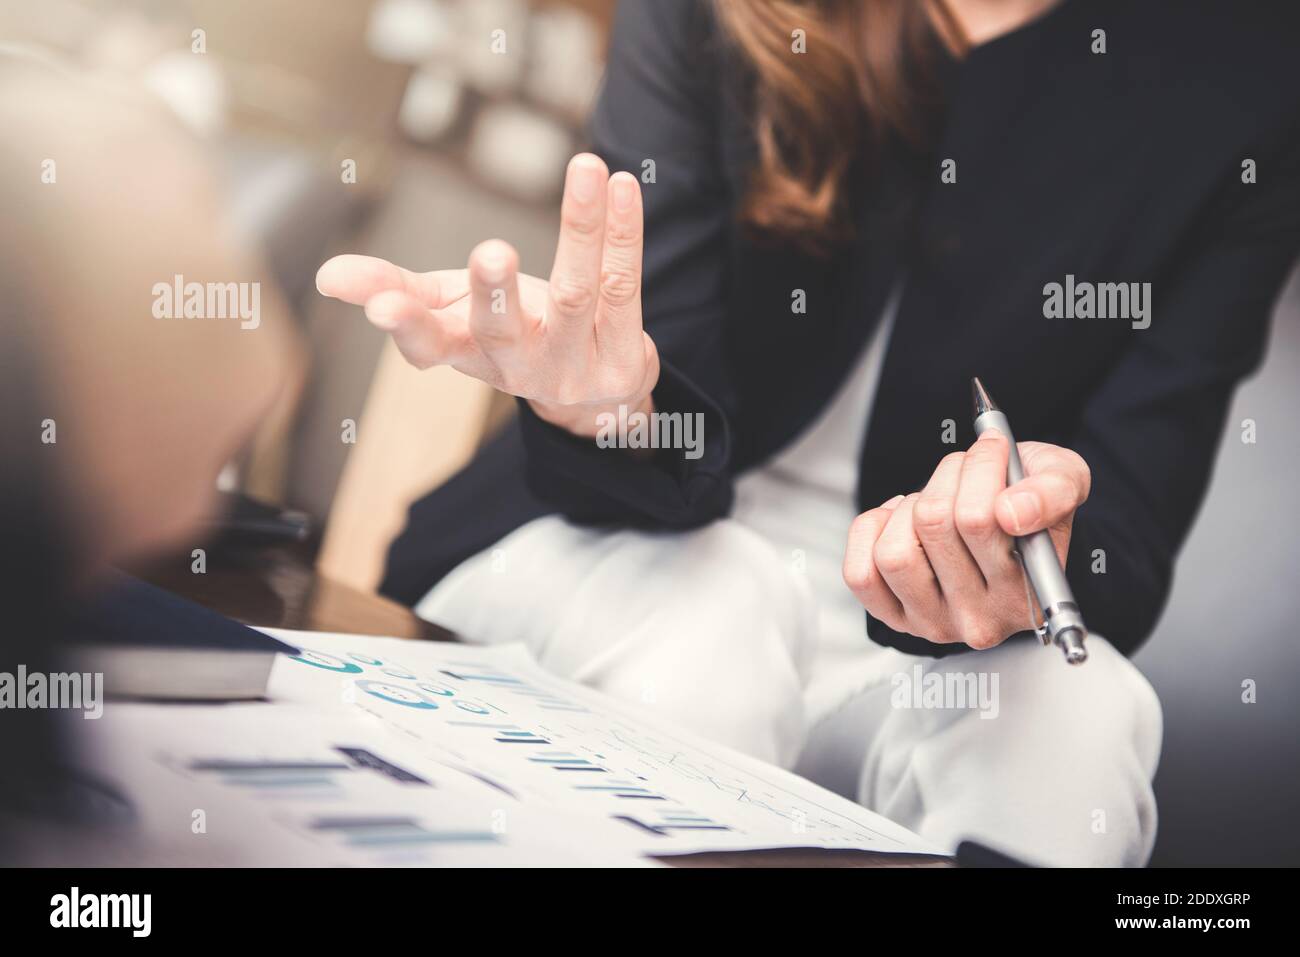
[290,650,363,674]
[356,680,442,709]
[416,682,456,697]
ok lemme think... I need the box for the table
[132,541,951,868]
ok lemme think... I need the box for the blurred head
[0,49,297,572]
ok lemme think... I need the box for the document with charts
[258,629,942,860]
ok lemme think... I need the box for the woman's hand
[315,153,658,438]
[842,432,1091,649]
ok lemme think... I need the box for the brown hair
[713,0,967,249]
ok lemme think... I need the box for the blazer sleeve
[1063,115,1300,656]
[515,0,740,529]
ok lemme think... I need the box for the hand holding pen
[843,378,1090,661]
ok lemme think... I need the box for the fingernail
[612,175,636,212]
[881,494,905,509]
[978,427,1003,442]
[1003,491,1039,534]
[479,253,507,284]
[569,156,601,202]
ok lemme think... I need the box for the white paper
[75,699,656,867]
[70,629,941,865]
[256,630,943,859]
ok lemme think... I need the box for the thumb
[994,442,1091,536]
[363,289,465,371]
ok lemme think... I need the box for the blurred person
[317,0,1300,865]
[0,50,296,848]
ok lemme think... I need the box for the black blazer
[384,0,1300,658]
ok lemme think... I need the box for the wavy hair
[713,0,965,249]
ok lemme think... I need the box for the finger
[913,451,987,594]
[317,254,467,309]
[873,494,947,638]
[546,153,608,337]
[954,428,1019,583]
[996,442,1092,536]
[843,495,907,630]
[363,289,471,370]
[596,172,644,360]
[468,239,529,349]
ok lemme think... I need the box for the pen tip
[971,376,998,417]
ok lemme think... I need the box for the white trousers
[416,516,1163,867]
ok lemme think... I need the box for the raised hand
[315,153,658,438]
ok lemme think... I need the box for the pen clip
[1012,546,1051,645]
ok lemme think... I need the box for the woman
[317,0,1300,865]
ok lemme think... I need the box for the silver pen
[971,377,1088,665]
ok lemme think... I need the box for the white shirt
[730,291,901,720]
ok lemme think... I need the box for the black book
[62,575,299,701]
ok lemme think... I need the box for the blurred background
[4,0,1296,866]
[3,0,611,594]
